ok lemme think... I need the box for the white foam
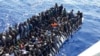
[82,17,84,22]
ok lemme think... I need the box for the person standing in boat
[62,8,67,17]
[54,3,58,17]
[18,23,22,39]
[77,11,83,25]
[58,4,63,16]
[69,9,74,19]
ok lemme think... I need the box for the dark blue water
[0,0,100,56]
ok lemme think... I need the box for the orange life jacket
[51,22,58,27]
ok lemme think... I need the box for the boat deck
[78,41,100,56]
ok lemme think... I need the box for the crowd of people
[0,3,83,56]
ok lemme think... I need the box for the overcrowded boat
[0,3,83,56]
